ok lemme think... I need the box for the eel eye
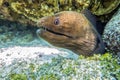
[54,18,59,25]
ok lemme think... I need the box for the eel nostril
[39,19,45,23]
[39,19,45,24]
[37,19,44,26]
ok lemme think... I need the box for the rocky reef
[0,0,120,25]
[103,7,120,54]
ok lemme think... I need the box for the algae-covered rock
[0,0,119,26]
[103,7,120,53]
[90,0,120,15]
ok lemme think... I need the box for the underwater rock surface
[103,8,120,53]
[0,46,119,80]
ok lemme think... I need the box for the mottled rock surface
[103,8,120,53]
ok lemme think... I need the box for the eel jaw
[39,26,73,39]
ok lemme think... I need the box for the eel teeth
[42,26,47,31]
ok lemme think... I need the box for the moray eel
[37,10,105,56]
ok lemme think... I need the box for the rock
[103,8,120,53]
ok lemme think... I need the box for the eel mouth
[41,26,73,38]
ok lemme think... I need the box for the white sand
[0,46,78,67]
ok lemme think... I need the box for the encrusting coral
[0,0,120,25]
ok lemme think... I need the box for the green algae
[9,73,27,80]
[99,53,120,79]
[40,74,60,80]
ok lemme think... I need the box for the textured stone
[103,8,120,53]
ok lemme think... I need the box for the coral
[0,0,119,25]
[103,7,120,53]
